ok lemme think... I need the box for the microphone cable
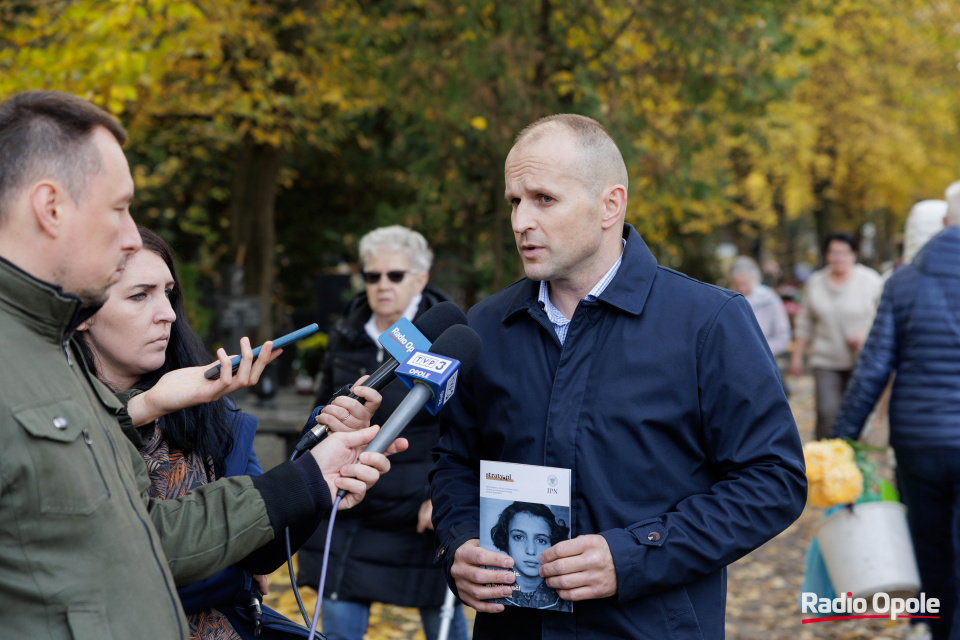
[283,447,339,640]
[307,494,341,640]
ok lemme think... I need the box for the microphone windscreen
[426,324,482,375]
[414,301,468,342]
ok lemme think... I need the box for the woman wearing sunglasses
[301,225,468,640]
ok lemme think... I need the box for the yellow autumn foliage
[802,439,863,508]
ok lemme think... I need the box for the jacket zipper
[94,401,186,639]
[82,428,111,498]
[71,351,186,639]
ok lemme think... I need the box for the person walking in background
[790,232,882,439]
[728,256,792,358]
[831,185,959,640]
[76,226,381,639]
[299,225,468,640]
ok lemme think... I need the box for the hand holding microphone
[306,424,409,510]
[312,375,382,435]
[305,323,481,505]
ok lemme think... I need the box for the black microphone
[342,301,468,403]
[292,301,467,457]
[337,324,482,498]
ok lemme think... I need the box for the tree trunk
[229,136,285,343]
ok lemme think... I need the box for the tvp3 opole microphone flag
[365,324,482,454]
[342,301,468,402]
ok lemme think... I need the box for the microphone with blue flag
[336,324,481,499]
[378,316,431,367]
[394,349,460,415]
[356,324,481,455]
[294,306,467,456]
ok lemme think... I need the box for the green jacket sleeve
[129,438,273,585]
[129,436,327,586]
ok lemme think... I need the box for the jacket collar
[913,227,960,278]
[0,254,101,343]
[503,223,659,322]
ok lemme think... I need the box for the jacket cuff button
[647,532,661,542]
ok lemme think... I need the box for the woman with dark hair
[790,232,882,439]
[489,502,572,612]
[77,227,381,640]
[77,227,237,479]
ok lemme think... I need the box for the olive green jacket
[0,257,317,639]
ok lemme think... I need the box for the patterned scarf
[140,423,243,640]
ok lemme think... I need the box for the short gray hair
[903,199,946,262]
[0,91,127,224]
[359,225,433,273]
[945,181,960,227]
[728,256,761,284]
[513,114,629,197]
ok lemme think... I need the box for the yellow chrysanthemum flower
[825,438,855,463]
[806,479,834,508]
[803,439,862,508]
[822,462,864,505]
[802,441,831,483]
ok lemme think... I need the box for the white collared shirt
[537,240,625,345]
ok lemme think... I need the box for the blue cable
[308,495,342,640]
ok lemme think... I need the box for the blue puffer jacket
[832,227,960,449]
[432,224,807,639]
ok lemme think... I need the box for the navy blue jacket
[832,227,960,449]
[431,225,807,639]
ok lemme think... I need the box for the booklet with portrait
[479,460,573,612]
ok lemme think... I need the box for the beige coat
[794,264,883,370]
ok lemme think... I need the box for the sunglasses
[362,270,408,284]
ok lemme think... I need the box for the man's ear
[29,181,67,239]
[77,318,93,332]
[600,184,627,230]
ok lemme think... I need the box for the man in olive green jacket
[0,91,401,639]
